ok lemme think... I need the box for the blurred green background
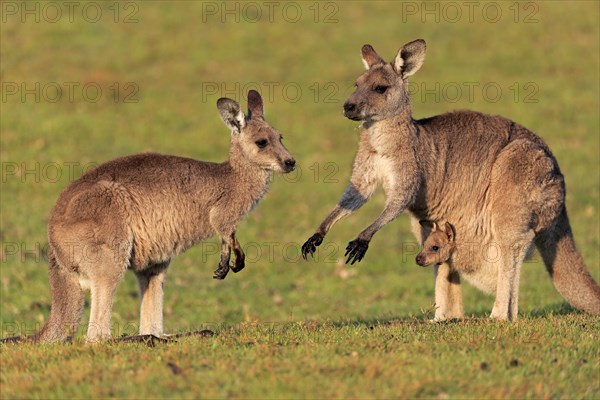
[0,1,598,397]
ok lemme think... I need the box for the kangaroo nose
[343,102,356,113]
[415,254,424,266]
[284,158,296,170]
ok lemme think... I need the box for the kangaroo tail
[536,208,600,315]
[30,249,85,342]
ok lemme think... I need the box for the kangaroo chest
[365,127,406,189]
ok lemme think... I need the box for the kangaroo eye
[431,246,440,252]
[255,139,268,149]
[374,85,388,94]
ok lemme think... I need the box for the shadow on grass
[523,302,580,318]
[327,302,581,329]
[2,304,584,345]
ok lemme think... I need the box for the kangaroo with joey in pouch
[29,90,296,342]
[301,39,600,321]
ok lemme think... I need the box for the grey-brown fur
[302,39,600,320]
[34,90,295,342]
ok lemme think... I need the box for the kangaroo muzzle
[415,253,428,267]
[283,158,296,173]
[343,101,362,121]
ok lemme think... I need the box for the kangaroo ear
[361,44,385,70]
[444,222,455,243]
[431,221,439,232]
[419,220,431,229]
[247,90,264,119]
[217,97,246,134]
[393,39,426,78]
[418,220,434,239]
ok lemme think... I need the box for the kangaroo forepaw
[345,239,369,265]
[301,233,324,260]
[213,263,230,280]
[231,255,245,273]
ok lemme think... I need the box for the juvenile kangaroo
[301,39,600,321]
[416,221,463,320]
[415,221,455,268]
[32,90,296,342]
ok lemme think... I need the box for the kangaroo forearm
[358,200,407,241]
[316,182,373,235]
[219,240,231,266]
[356,168,419,241]
[338,182,371,211]
[317,205,352,236]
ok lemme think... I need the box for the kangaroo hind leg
[433,263,464,321]
[85,241,130,342]
[136,262,170,336]
[489,139,553,320]
[33,249,85,342]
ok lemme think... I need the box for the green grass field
[1,1,598,398]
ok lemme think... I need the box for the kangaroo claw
[231,256,245,273]
[345,239,369,265]
[301,233,324,260]
[213,263,230,280]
